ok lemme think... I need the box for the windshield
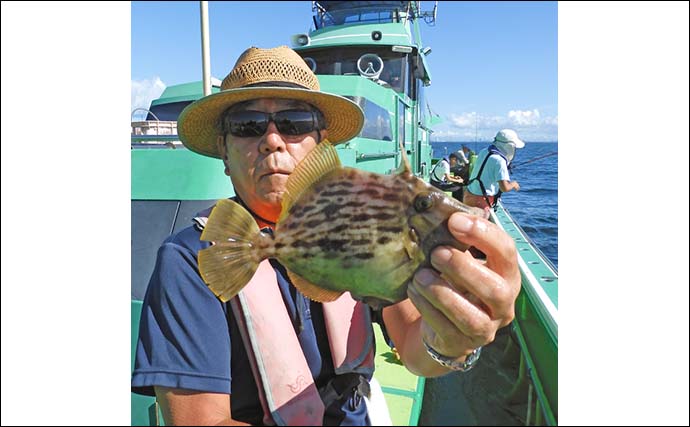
[314,1,408,28]
[299,46,407,93]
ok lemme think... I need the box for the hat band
[244,81,310,90]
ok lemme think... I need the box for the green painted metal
[308,22,413,48]
[513,294,558,425]
[150,81,220,106]
[372,324,425,426]
[131,148,234,200]
[490,202,558,425]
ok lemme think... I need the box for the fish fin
[198,199,263,302]
[286,269,343,303]
[395,141,412,176]
[279,139,342,223]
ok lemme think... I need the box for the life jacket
[429,158,448,186]
[194,206,375,426]
[465,145,509,211]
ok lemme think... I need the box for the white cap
[494,129,525,148]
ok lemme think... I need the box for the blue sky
[132,1,557,142]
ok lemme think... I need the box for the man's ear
[217,135,231,176]
[318,129,328,143]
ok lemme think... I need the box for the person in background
[132,46,521,426]
[429,152,464,196]
[456,145,471,167]
[463,129,525,212]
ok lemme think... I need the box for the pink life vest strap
[195,208,374,426]
[229,261,324,425]
[231,262,375,426]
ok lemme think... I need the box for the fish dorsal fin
[395,141,412,176]
[286,269,343,303]
[279,139,341,222]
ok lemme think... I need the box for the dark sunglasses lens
[274,110,317,135]
[227,111,268,137]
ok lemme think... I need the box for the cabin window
[346,96,393,141]
[398,99,406,145]
[146,101,193,122]
[298,47,407,94]
[314,3,405,28]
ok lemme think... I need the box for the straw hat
[178,46,365,158]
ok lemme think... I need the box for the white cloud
[543,115,559,126]
[449,112,477,127]
[438,108,558,142]
[131,77,166,120]
[508,109,541,126]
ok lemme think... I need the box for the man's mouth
[260,169,292,178]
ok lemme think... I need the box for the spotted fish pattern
[198,140,487,309]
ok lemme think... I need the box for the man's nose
[258,121,286,154]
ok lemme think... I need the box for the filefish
[198,141,488,309]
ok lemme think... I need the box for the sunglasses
[223,109,323,138]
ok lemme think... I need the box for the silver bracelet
[423,340,482,372]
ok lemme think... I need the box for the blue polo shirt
[131,223,372,425]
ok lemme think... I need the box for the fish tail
[198,199,267,302]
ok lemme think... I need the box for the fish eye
[414,194,434,212]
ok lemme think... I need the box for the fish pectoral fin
[286,269,343,303]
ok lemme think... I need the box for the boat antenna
[200,1,212,96]
[474,113,478,152]
[418,1,438,26]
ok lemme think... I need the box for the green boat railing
[491,201,558,425]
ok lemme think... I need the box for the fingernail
[415,269,436,287]
[449,213,473,235]
[431,246,453,266]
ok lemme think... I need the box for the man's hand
[407,212,521,363]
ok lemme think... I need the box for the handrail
[131,108,160,122]
[131,108,178,138]
[357,151,397,160]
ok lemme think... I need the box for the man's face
[217,98,326,222]
[449,157,457,167]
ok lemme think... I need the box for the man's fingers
[446,212,520,285]
[428,246,515,324]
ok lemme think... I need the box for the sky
[131,1,558,142]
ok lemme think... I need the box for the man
[456,145,471,167]
[429,152,464,194]
[132,46,521,426]
[464,129,525,212]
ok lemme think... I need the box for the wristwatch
[423,340,482,372]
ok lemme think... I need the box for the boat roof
[151,78,221,106]
[316,1,407,13]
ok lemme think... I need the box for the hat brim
[178,87,364,158]
[495,137,525,148]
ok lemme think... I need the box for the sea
[430,141,558,269]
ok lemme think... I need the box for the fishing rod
[510,151,558,169]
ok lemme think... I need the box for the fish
[198,140,488,309]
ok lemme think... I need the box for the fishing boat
[131,1,557,425]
